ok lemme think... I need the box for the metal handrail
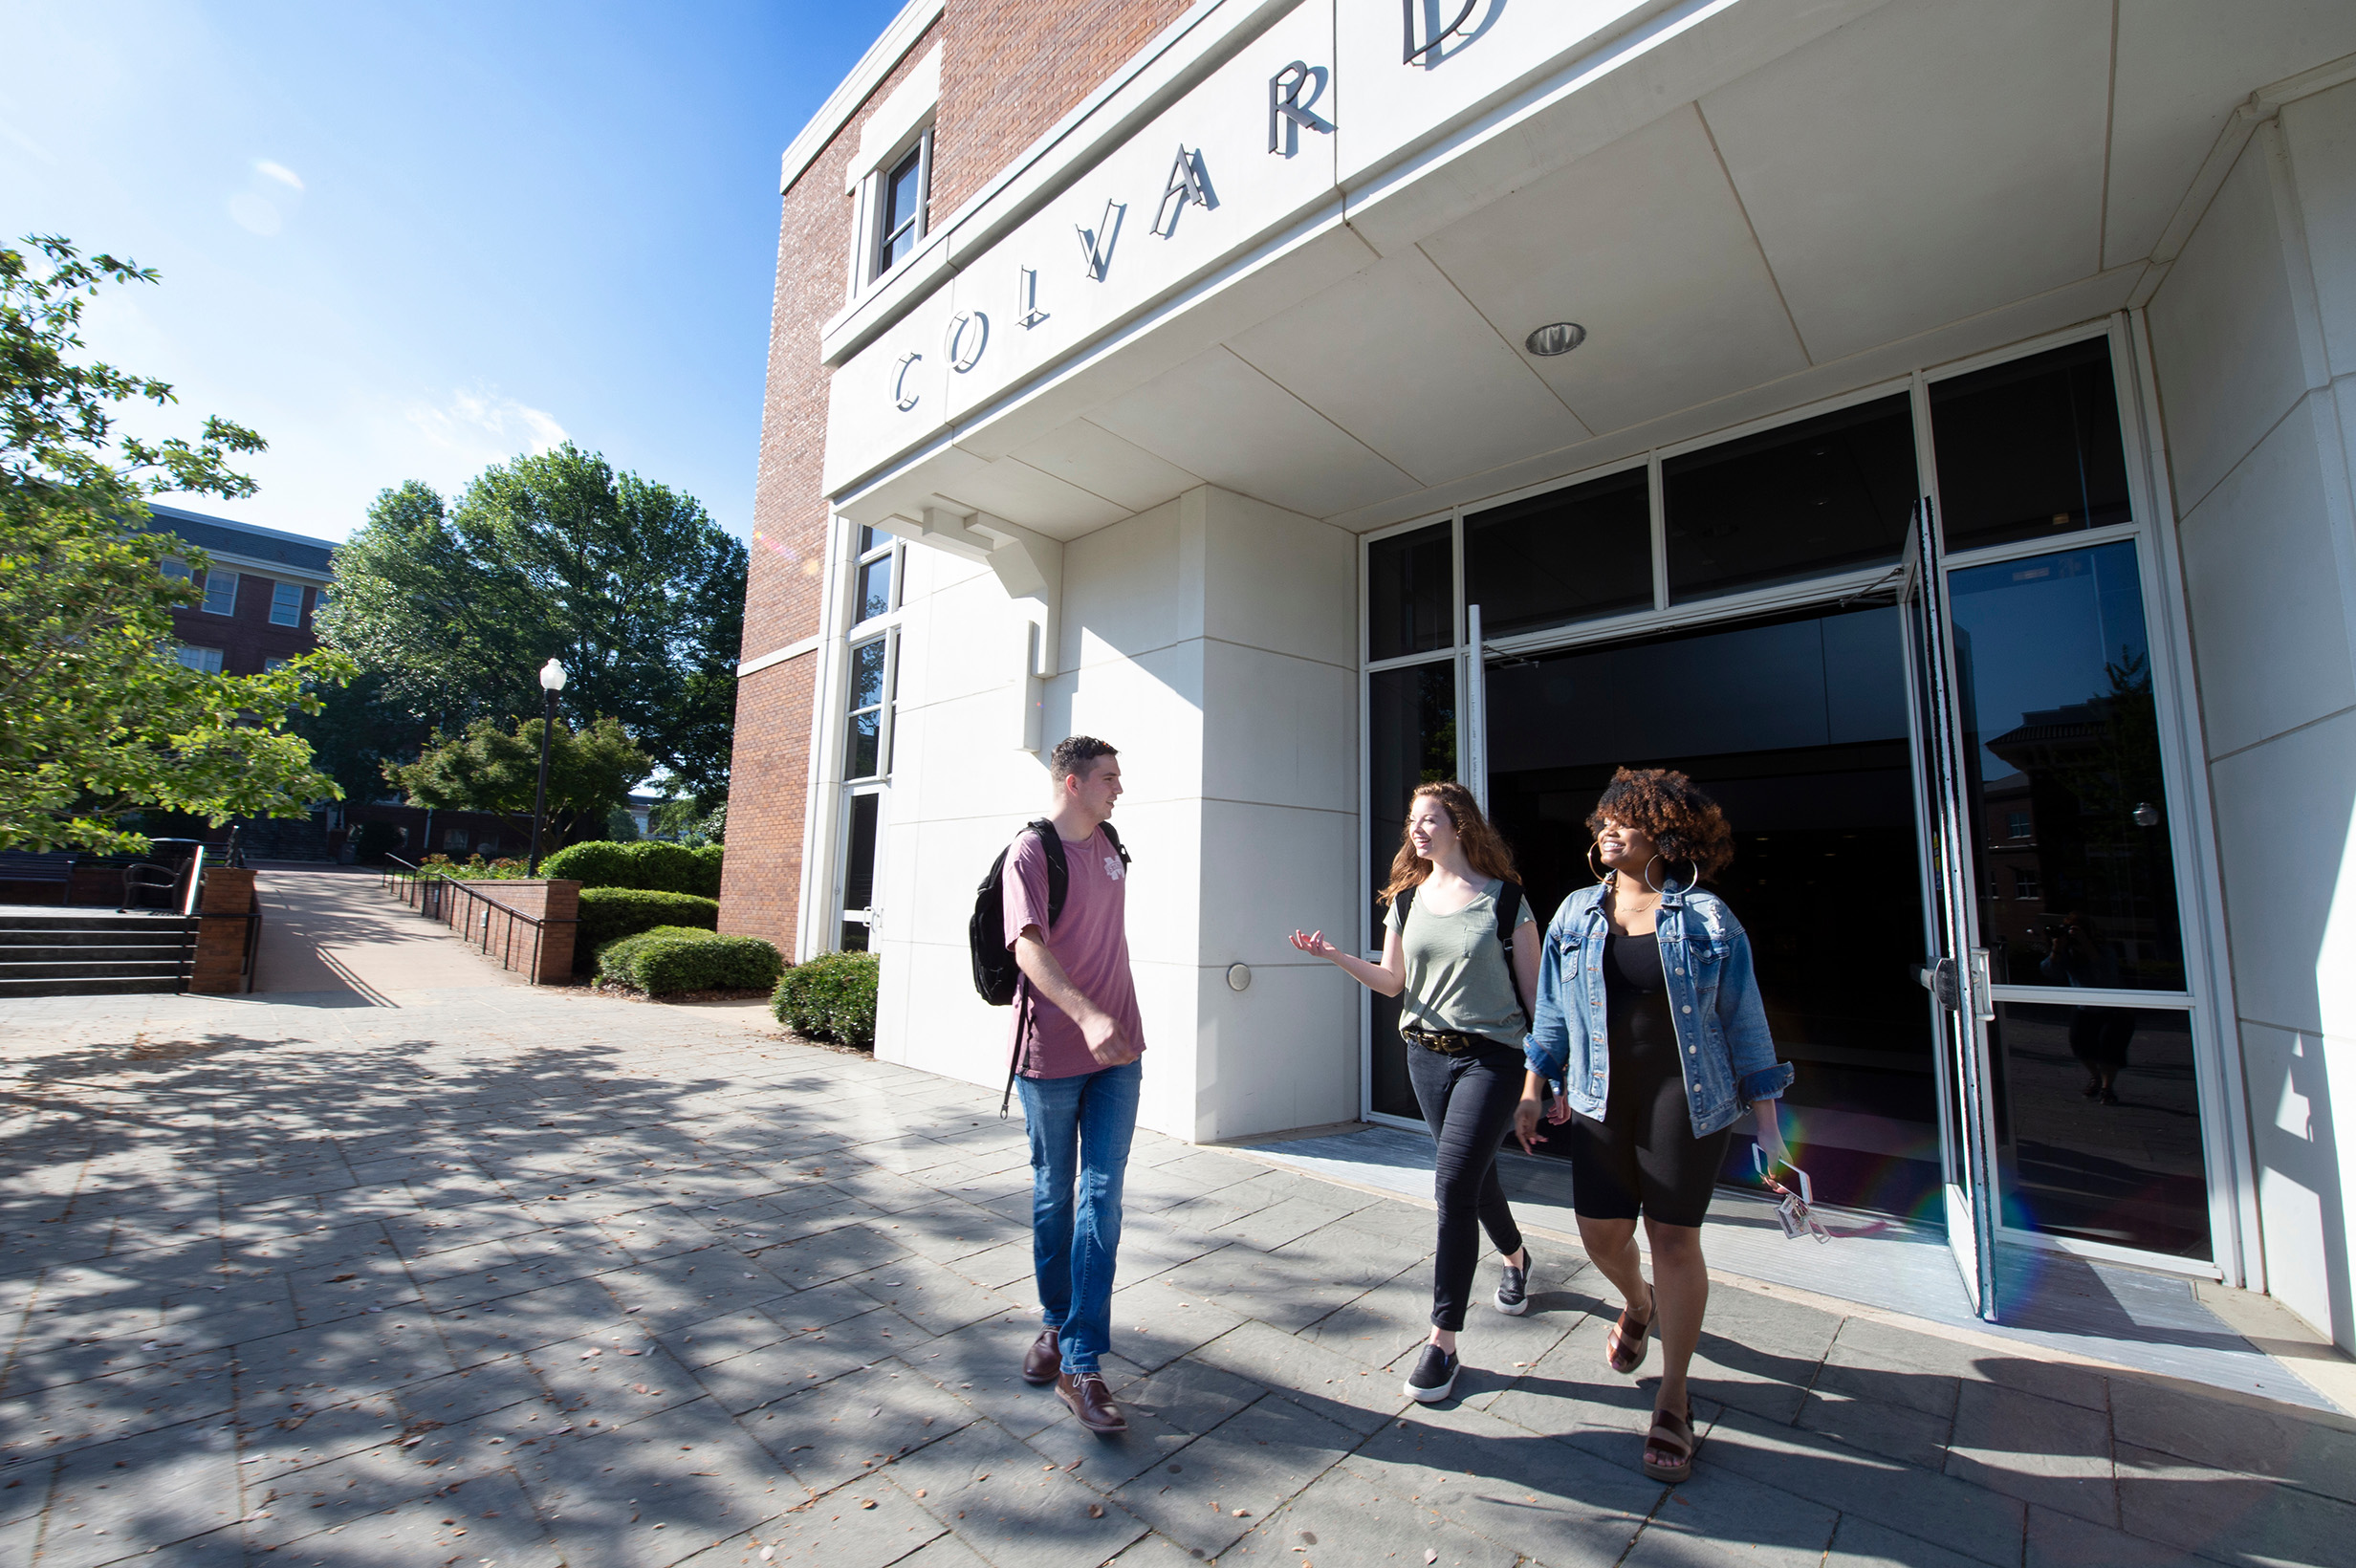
[378,855,577,983]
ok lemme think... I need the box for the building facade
[728,0,2356,1351]
[145,502,334,677]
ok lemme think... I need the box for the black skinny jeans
[1406,1039,1527,1332]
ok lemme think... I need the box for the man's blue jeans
[1014,1057,1141,1376]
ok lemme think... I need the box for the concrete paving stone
[254,1470,560,1568]
[507,1398,796,1567]
[1106,1388,1362,1559]
[1794,1386,1954,1471]
[37,1422,248,1568]
[1700,1407,2026,1568]
[1023,1361,1268,1489]
[948,1239,1036,1295]
[824,1168,971,1216]
[1296,1275,1436,1371]
[753,1222,914,1294]
[603,1210,743,1265]
[664,1306,796,1371]
[1943,1378,2115,1527]
[1826,1514,2012,1568]
[876,1202,1024,1267]
[526,1333,708,1425]
[742,1358,975,1499]
[1618,1446,1842,1568]
[2107,1378,2356,1505]
[675,1475,947,1568]
[850,1256,1024,1337]
[1229,1464,1513,1568]
[2022,1503,2216,1567]
[1104,1276,1254,1379]
[1190,1319,1415,1436]
[392,1358,554,1430]
[888,1419,1149,1568]
[921,1312,1081,1442]
[0,1349,239,1457]
[234,1394,404,1490]
[241,1439,507,1553]
[1346,1405,1653,1564]
[1167,1249,1366,1335]
[1207,1199,1372,1254]
[2114,1441,2356,1568]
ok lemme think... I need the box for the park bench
[0,853,77,905]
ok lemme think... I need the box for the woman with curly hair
[1516,767,1793,1483]
[1288,780,1540,1405]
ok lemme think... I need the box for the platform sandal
[1642,1403,1694,1484]
[1605,1292,1653,1375]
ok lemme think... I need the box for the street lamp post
[527,658,568,876]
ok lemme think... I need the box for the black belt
[1402,1024,1515,1056]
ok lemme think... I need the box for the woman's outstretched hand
[1288,929,1339,959]
[1512,1095,1549,1154]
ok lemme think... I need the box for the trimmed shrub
[772,950,880,1051]
[575,887,719,966]
[598,926,783,995]
[541,838,724,897]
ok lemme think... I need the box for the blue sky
[3,1,902,544]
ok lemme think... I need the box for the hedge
[597,926,784,995]
[772,950,879,1051]
[541,839,724,898]
[575,887,719,966]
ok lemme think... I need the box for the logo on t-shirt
[1103,855,1124,882]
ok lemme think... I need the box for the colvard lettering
[1403,0,1478,64]
[1016,267,1048,329]
[1075,201,1125,281]
[946,312,988,373]
[892,352,923,411]
[1267,61,1332,154]
[1151,145,1213,238]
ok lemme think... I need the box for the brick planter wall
[447,880,580,982]
[189,866,256,994]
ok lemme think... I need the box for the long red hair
[1379,781,1519,905]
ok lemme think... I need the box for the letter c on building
[892,352,922,411]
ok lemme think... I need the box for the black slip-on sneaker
[1495,1248,1533,1316]
[1404,1343,1459,1403]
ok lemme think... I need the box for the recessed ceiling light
[1525,322,1586,357]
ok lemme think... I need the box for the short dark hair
[1049,735,1119,784]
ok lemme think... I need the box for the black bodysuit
[1564,930,1734,1227]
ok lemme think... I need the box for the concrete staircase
[0,910,197,997]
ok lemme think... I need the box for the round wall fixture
[1226,963,1252,992]
[1525,322,1587,357]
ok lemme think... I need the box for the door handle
[1969,948,1995,1022]
[1918,957,1959,1012]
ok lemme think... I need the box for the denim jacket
[1523,882,1794,1138]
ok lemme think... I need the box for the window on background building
[175,644,225,674]
[853,526,896,625]
[872,134,929,280]
[2014,868,2041,900]
[264,656,291,672]
[844,634,896,781]
[2008,810,2032,839]
[201,570,239,616]
[161,557,191,582]
[270,580,304,626]
[444,828,469,852]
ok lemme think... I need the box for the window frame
[865,127,932,286]
[200,569,239,617]
[269,580,305,626]
[843,629,898,786]
[175,643,226,674]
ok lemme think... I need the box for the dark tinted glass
[857,524,878,554]
[1949,541,2183,991]
[882,146,923,267]
[848,638,885,709]
[1664,394,1917,600]
[1464,468,1651,636]
[1367,660,1455,927]
[1931,338,2130,552]
[1366,522,1453,661]
[842,792,880,910]
[847,710,881,778]
[839,923,871,952]
[1990,1002,2209,1257]
[857,555,892,622]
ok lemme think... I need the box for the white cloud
[253,159,303,191]
[406,387,569,462]
[228,193,281,235]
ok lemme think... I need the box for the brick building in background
[145,502,334,676]
[722,0,1191,957]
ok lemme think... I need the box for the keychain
[1752,1145,1831,1244]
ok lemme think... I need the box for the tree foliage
[384,714,649,849]
[318,448,745,802]
[0,235,351,854]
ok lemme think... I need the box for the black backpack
[971,819,1131,1114]
[1396,879,1531,1025]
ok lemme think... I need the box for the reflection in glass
[1931,338,2130,553]
[1948,542,2184,991]
[842,792,881,911]
[1367,660,1456,928]
[857,554,893,623]
[839,922,872,952]
[1990,1003,2210,1257]
[1370,990,1418,1120]
[1465,468,1652,636]
[1367,522,1453,661]
[847,710,881,778]
[1663,395,1917,601]
[848,639,886,708]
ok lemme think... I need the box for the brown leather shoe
[1057,1370,1127,1434]
[1021,1327,1060,1385]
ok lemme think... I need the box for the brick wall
[931,0,1197,216]
[169,572,320,677]
[728,1,1192,959]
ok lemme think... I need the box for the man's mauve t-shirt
[1001,824,1145,1079]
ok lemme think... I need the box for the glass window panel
[1366,522,1453,662]
[1931,338,2130,553]
[162,557,191,581]
[1366,659,1456,929]
[202,570,239,616]
[176,644,225,674]
[270,581,303,626]
[1990,1002,2210,1258]
[858,524,878,555]
[1949,540,2184,991]
[856,554,892,623]
[847,639,886,709]
[1464,468,1651,636]
[842,792,881,910]
[839,921,872,953]
[881,145,923,270]
[846,710,881,779]
[1664,394,1917,601]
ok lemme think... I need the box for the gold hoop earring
[1586,843,1610,884]
[1644,858,1701,895]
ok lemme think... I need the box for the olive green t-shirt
[1385,879,1534,1043]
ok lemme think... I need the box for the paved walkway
[249,866,522,1000]
[3,986,2353,1568]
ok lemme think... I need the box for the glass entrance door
[1899,499,2002,1320]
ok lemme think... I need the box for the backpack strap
[1495,880,1530,1028]
[1100,821,1131,867]
[1030,818,1069,930]
[1395,882,1416,925]
[1004,821,1059,1119]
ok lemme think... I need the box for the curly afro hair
[1586,767,1735,882]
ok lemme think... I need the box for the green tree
[318,447,745,802]
[0,235,351,854]
[385,714,649,850]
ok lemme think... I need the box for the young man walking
[1002,735,1143,1435]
